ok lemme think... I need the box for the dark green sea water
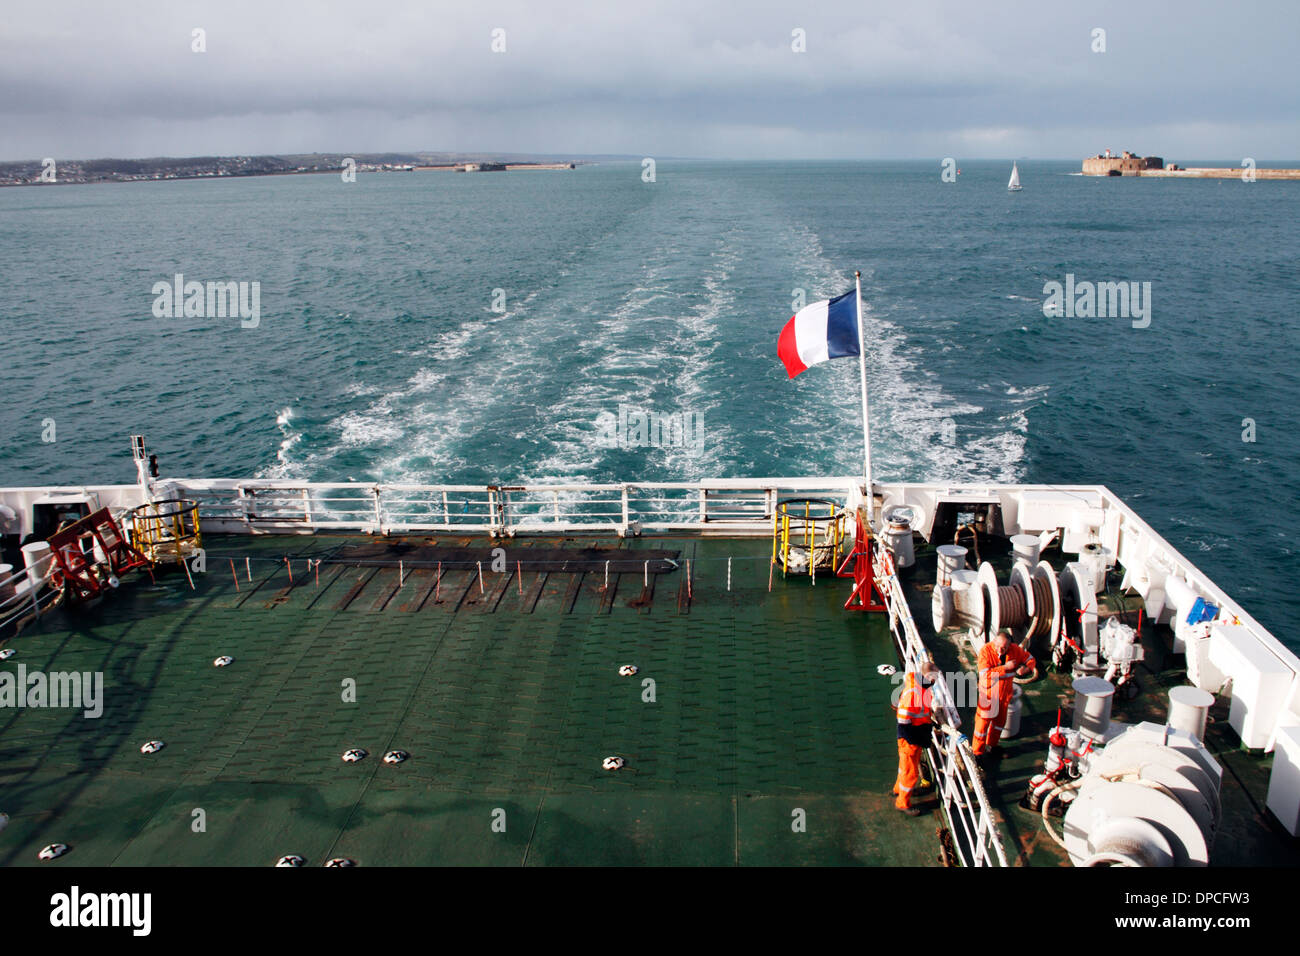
[0,160,1296,641]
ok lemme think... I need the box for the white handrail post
[31,567,43,619]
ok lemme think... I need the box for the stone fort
[1083,150,1165,176]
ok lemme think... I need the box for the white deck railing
[151,476,863,537]
[873,539,1011,867]
[0,561,62,633]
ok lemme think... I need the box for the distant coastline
[0,152,593,188]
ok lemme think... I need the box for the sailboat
[1008,162,1022,191]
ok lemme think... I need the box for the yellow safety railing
[771,497,846,577]
[130,498,202,565]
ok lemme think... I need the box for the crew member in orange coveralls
[973,630,1035,759]
[894,661,941,816]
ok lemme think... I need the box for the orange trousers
[972,705,1010,755]
[894,739,923,809]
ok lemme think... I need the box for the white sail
[1008,162,1021,190]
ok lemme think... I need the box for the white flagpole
[854,270,873,501]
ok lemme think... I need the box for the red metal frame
[836,511,886,612]
[47,508,152,601]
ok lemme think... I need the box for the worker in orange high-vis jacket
[973,630,1035,760]
[894,661,942,816]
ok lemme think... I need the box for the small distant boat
[1008,162,1022,191]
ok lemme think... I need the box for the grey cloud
[0,0,1296,160]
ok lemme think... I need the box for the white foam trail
[257,406,305,480]
[268,284,554,482]
[527,225,742,482]
[783,225,1028,484]
[266,179,1036,487]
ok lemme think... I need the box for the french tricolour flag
[777,290,860,378]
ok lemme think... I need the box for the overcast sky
[2,0,1297,161]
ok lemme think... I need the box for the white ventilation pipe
[21,541,53,587]
[1167,685,1215,743]
[935,544,967,588]
[1011,534,1041,565]
[1072,676,1115,740]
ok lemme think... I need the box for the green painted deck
[0,533,941,867]
[7,530,1298,867]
